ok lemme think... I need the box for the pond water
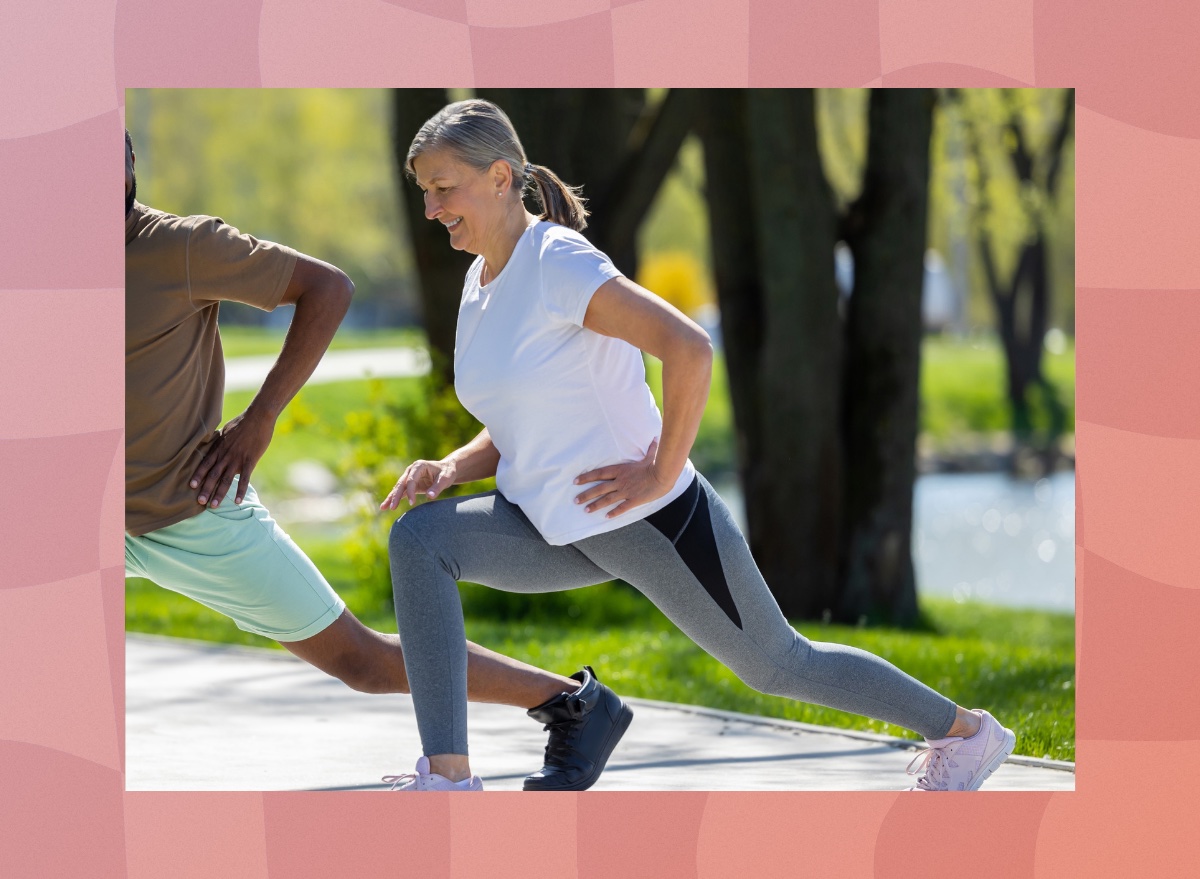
[710,470,1076,613]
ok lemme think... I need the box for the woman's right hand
[379,458,458,511]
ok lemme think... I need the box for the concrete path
[126,634,1074,792]
[225,347,428,391]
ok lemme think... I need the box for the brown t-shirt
[125,202,297,536]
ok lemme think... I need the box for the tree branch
[587,88,704,263]
[1044,88,1075,199]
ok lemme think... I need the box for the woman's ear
[490,159,513,193]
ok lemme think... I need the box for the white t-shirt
[453,221,695,546]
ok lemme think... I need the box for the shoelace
[382,772,419,790]
[906,743,959,791]
[541,697,585,765]
[541,719,582,765]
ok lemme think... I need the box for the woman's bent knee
[388,514,423,561]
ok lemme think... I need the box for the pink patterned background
[2,0,1197,875]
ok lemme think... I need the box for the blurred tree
[700,89,935,624]
[954,88,1074,472]
[391,88,701,381]
[127,89,411,322]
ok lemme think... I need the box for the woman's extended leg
[573,475,960,740]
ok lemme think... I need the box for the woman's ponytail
[524,163,589,232]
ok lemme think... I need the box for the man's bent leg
[282,608,578,708]
[124,481,344,642]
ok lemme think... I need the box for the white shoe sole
[966,726,1017,791]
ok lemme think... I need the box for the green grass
[219,324,424,358]
[220,376,428,498]
[127,535,1075,761]
[920,335,1075,442]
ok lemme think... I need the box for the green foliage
[336,366,489,596]
[637,135,712,268]
[126,89,411,304]
[815,88,870,208]
[929,89,1076,332]
[221,376,426,499]
[919,335,1075,445]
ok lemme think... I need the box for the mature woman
[381,99,1015,792]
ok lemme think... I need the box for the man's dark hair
[125,128,133,151]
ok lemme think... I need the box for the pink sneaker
[383,757,484,791]
[906,710,1016,791]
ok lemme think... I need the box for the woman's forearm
[654,334,713,487]
[445,428,501,483]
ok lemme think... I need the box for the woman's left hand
[573,439,671,519]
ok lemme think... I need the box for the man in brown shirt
[124,130,631,790]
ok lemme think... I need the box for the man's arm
[190,254,354,507]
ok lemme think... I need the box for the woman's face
[411,150,507,256]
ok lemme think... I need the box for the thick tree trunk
[838,89,934,625]
[697,90,764,506]
[391,88,474,383]
[704,88,933,624]
[705,89,843,620]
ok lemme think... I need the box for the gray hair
[406,99,589,232]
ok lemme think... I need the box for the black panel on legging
[645,477,743,629]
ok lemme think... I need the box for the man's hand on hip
[189,408,276,507]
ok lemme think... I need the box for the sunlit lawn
[219,324,424,358]
[921,335,1075,441]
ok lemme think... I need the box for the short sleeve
[538,228,623,326]
[186,216,299,311]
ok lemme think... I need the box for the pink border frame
[3,0,1198,874]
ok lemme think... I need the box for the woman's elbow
[688,327,714,364]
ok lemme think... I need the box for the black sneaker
[523,666,633,791]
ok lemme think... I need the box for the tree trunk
[391,88,474,383]
[701,90,842,620]
[703,88,934,624]
[697,90,764,513]
[966,89,1073,472]
[837,89,934,626]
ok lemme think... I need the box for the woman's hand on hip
[380,458,457,511]
[573,439,671,519]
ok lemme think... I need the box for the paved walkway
[126,635,1074,792]
[225,347,428,391]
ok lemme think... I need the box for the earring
[497,191,503,198]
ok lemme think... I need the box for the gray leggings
[389,474,957,756]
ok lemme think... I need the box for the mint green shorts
[124,480,346,642]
